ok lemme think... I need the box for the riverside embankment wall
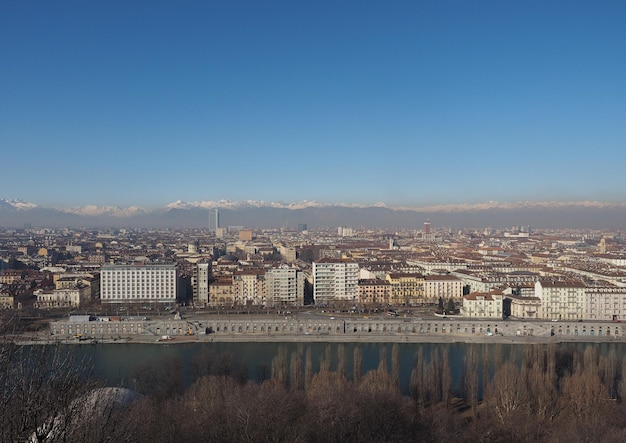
[49,316,626,341]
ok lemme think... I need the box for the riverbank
[10,329,625,346]
[7,313,625,347]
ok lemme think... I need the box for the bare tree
[271,345,289,385]
[290,349,303,391]
[337,344,346,378]
[409,345,424,407]
[600,346,619,399]
[391,343,400,388]
[304,346,313,390]
[463,345,479,415]
[319,344,332,373]
[0,343,103,442]
[441,346,452,408]
[485,361,528,424]
[353,346,363,383]
[378,345,388,374]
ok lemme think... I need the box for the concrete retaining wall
[50,317,626,340]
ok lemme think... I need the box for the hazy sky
[2,1,625,208]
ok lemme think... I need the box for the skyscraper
[208,208,219,233]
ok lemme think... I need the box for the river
[53,340,626,396]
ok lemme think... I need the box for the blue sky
[2,1,625,208]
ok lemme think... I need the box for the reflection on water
[57,341,626,395]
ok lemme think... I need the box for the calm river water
[57,341,626,395]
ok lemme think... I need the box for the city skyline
[2,1,625,208]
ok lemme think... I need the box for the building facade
[535,280,586,321]
[209,277,234,306]
[34,286,90,308]
[358,278,392,306]
[100,264,177,304]
[312,259,359,304]
[385,273,425,305]
[462,290,504,319]
[584,287,626,321]
[506,294,542,319]
[192,262,210,306]
[208,208,219,233]
[233,269,265,306]
[423,275,463,305]
[265,266,304,307]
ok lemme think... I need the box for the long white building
[100,264,177,304]
[312,259,359,304]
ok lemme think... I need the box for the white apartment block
[192,262,210,306]
[312,259,359,304]
[535,280,586,321]
[424,275,463,304]
[265,266,304,307]
[100,264,177,304]
[584,287,626,321]
[462,290,504,319]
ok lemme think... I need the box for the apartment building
[584,287,626,321]
[100,264,177,304]
[192,262,210,306]
[265,266,304,307]
[385,273,425,305]
[462,290,504,319]
[233,269,265,306]
[535,280,586,321]
[312,259,359,304]
[210,276,234,306]
[423,275,463,305]
[358,278,392,306]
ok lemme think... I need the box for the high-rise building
[208,208,219,233]
[192,262,210,306]
[424,219,431,235]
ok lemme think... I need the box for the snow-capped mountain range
[0,198,38,211]
[3,197,625,216]
[1,198,625,229]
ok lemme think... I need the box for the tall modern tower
[208,208,219,233]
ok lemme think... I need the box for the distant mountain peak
[57,205,148,217]
[1,198,625,229]
[0,198,38,210]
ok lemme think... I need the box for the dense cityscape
[2,211,626,334]
[4,215,626,441]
